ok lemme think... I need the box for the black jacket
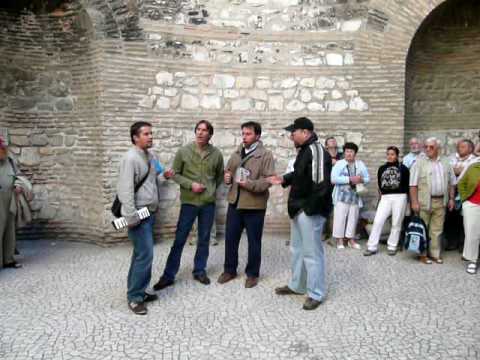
[377,161,410,195]
[282,133,333,219]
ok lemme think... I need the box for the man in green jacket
[154,120,224,289]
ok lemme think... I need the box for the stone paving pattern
[1,235,479,360]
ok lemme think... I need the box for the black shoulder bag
[111,165,150,218]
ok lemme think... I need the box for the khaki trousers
[0,190,16,267]
[420,197,445,259]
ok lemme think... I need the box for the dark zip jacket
[282,133,333,219]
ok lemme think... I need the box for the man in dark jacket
[268,117,333,310]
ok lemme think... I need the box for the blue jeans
[127,215,155,303]
[224,204,265,277]
[163,203,215,281]
[288,212,327,302]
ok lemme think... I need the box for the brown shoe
[275,285,302,296]
[245,277,258,288]
[430,257,444,264]
[419,255,432,264]
[217,272,237,284]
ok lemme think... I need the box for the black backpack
[111,166,150,218]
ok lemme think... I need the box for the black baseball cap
[284,117,314,132]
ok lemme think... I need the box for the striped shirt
[409,157,455,196]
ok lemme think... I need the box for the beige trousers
[419,197,445,259]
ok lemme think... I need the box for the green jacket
[172,142,224,206]
[458,162,480,202]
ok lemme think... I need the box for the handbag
[356,183,368,196]
[111,165,151,217]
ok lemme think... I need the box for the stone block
[283,89,296,99]
[286,100,306,112]
[10,135,29,146]
[307,102,325,112]
[139,95,155,108]
[341,19,362,32]
[49,135,64,147]
[31,134,49,146]
[300,78,315,88]
[156,97,171,110]
[249,90,268,101]
[305,58,323,66]
[237,77,254,89]
[349,97,369,111]
[255,102,266,111]
[152,86,164,95]
[224,89,240,98]
[181,95,200,109]
[325,100,348,112]
[156,71,174,86]
[19,147,41,166]
[183,77,199,86]
[164,88,178,97]
[256,79,272,89]
[281,78,298,89]
[55,97,74,111]
[326,53,344,66]
[200,96,222,110]
[316,77,336,89]
[65,135,76,147]
[313,90,328,100]
[331,90,343,100]
[269,96,284,111]
[300,89,312,102]
[232,98,253,111]
[213,74,235,88]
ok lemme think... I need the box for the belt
[431,195,444,199]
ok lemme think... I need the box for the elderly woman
[364,146,409,256]
[458,157,480,274]
[331,142,370,249]
[0,137,25,269]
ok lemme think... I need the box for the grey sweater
[116,146,162,225]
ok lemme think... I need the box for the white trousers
[333,201,359,239]
[462,201,480,262]
[367,194,407,251]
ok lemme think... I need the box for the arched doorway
[405,0,480,154]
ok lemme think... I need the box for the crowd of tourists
[1,120,479,315]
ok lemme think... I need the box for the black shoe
[363,249,377,256]
[193,274,211,285]
[3,261,22,269]
[128,301,147,315]
[143,292,159,302]
[153,276,174,291]
[275,285,302,296]
[303,297,322,310]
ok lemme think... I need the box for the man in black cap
[267,117,333,310]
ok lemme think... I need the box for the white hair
[425,137,441,147]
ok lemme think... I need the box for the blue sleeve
[331,162,350,185]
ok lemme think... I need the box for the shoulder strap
[134,163,150,193]
[8,157,17,176]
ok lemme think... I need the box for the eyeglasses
[425,145,435,149]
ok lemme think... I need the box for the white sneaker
[337,240,345,249]
[348,240,361,250]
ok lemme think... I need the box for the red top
[469,182,480,205]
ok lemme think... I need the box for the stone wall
[3,0,476,244]
[405,0,480,154]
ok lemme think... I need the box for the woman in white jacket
[331,142,370,249]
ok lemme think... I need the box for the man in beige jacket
[217,121,275,288]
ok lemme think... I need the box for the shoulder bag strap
[134,162,151,193]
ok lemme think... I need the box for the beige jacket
[226,141,275,210]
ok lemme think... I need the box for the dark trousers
[224,204,266,278]
[163,203,215,281]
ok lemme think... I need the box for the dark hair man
[117,121,173,315]
[267,117,333,310]
[154,120,224,289]
[217,121,275,288]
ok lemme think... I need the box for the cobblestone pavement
[1,235,479,360]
